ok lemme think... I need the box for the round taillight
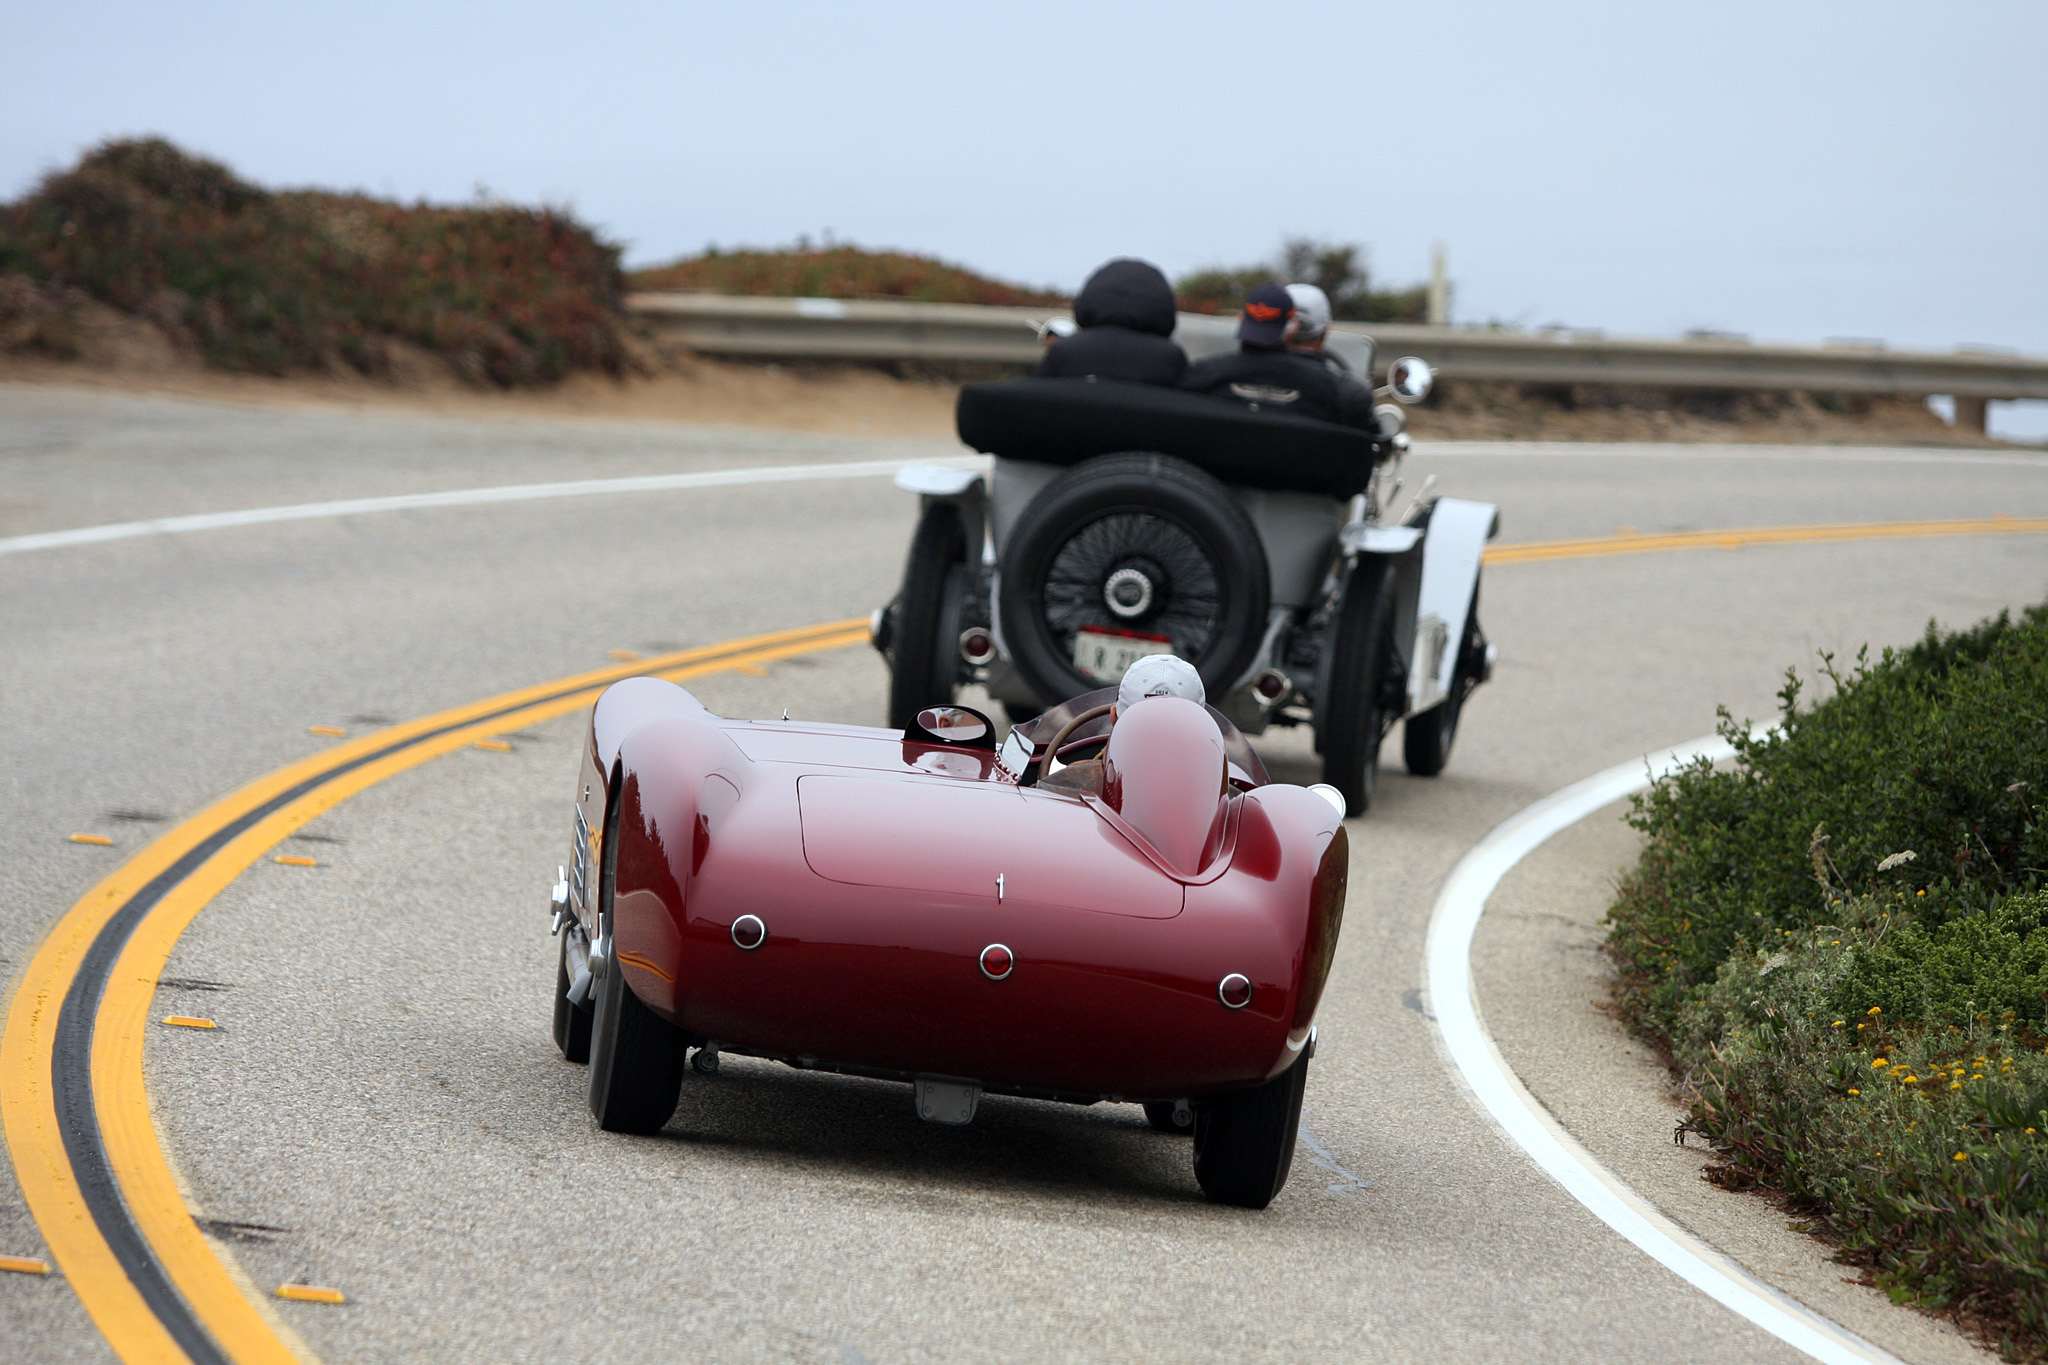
[1217,973,1253,1009]
[979,943,1014,980]
[731,914,766,950]
[958,628,996,665]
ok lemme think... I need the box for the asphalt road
[3,384,2045,1364]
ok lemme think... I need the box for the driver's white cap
[1285,283,1332,340]
[1118,654,1204,711]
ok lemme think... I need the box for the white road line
[1423,733,1909,1365]
[0,455,986,557]
[5,440,2035,560]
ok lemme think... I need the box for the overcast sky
[6,0,2045,436]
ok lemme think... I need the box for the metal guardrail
[629,292,2048,408]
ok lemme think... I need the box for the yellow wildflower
[1847,1088,1861,1096]
[1868,1006,1883,1015]
[1872,1058,1888,1068]
[1954,1152,1969,1161]
[1832,1020,1845,1028]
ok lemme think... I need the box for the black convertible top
[956,378,1384,499]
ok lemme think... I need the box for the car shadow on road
[621,1055,1209,1210]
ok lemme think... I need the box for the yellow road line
[1484,515,2048,565]
[2,619,864,1365]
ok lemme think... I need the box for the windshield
[1012,686,1271,789]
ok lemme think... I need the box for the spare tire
[998,453,1269,705]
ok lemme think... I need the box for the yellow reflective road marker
[159,1018,217,1031]
[306,726,346,738]
[273,1285,344,1306]
[3,617,865,1365]
[69,834,114,846]
[0,1253,53,1275]
[273,856,319,868]
[472,739,512,752]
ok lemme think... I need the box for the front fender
[1407,497,1497,713]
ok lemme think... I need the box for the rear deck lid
[797,774,1182,918]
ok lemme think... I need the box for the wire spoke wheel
[998,453,1269,705]
[1041,511,1223,660]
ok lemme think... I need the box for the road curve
[2,385,2044,1364]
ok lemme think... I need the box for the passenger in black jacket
[1034,258,1187,386]
[1180,283,1375,429]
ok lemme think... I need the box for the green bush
[0,137,630,386]
[1608,602,2048,1042]
[1608,601,2048,1355]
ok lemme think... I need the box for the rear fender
[1185,782,1347,1076]
[596,705,748,1023]
[572,680,711,932]
[894,464,988,563]
[1315,526,1422,733]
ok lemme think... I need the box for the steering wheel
[1025,703,1113,786]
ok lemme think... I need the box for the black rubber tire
[587,796,688,1135]
[1143,1100,1194,1135]
[1191,1055,1310,1208]
[886,502,967,730]
[1318,558,1396,816]
[997,454,1269,705]
[1404,580,1484,778]
[552,929,592,1064]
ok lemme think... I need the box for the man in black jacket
[1180,283,1375,428]
[1034,258,1187,386]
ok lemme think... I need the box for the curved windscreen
[1014,685,1271,789]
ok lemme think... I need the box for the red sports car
[548,676,1348,1207]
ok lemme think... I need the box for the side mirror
[907,704,996,749]
[1385,356,1434,404]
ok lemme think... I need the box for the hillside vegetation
[0,138,631,386]
[628,243,1065,308]
[1175,237,1430,322]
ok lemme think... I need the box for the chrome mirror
[914,706,990,744]
[1386,356,1434,404]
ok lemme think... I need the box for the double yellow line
[1483,514,2048,564]
[1,620,866,1365]
[5,511,2044,1364]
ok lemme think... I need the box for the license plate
[1072,628,1173,683]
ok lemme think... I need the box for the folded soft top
[956,378,1383,499]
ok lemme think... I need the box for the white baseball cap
[1285,283,1332,341]
[1118,654,1205,711]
